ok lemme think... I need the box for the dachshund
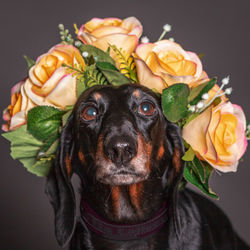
[45,84,250,250]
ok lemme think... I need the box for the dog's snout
[105,138,137,165]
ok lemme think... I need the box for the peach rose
[77,17,142,60]
[182,102,247,172]
[2,79,35,131]
[3,44,85,131]
[135,39,207,93]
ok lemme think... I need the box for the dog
[45,83,250,250]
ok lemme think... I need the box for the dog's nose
[105,138,136,165]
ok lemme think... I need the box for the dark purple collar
[81,199,168,241]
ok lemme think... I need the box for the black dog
[45,84,250,250]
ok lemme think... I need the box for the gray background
[0,0,249,249]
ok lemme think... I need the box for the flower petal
[182,107,212,156]
[186,51,203,78]
[91,26,127,37]
[92,33,139,58]
[9,111,26,130]
[122,17,143,37]
[24,79,55,107]
[136,43,155,61]
[31,67,67,97]
[134,58,167,93]
[45,74,77,108]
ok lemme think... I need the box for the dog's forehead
[79,84,159,103]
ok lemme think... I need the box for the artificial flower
[77,17,142,61]
[4,44,85,131]
[135,39,207,92]
[182,102,247,172]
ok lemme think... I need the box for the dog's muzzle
[104,135,137,166]
[96,133,150,186]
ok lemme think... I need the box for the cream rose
[182,102,248,172]
[3,44,85,131]
[77,17,142,60]
[135,39,207,93]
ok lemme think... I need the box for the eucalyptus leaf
[78,44,115,65]
[162,83,190,123]
[188,78,216,105]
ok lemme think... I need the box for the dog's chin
[98,172,148,186]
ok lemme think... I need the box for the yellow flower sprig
[109,44,138,83]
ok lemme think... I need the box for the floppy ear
[45,114,76,247]
[165,122,185,238]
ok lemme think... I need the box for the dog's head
[45,84,185,246]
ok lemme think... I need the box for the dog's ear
[164,122,185,238]
[45,114,76,247]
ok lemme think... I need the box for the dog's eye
[139,102,155,116]
[82,106,98,121]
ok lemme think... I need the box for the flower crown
[2,17,249,199]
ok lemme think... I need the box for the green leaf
[78,44,115,65]
[2,126,43,148]
[162,83,190,123]
[182,146,195,161]
[27,106,65,142]
[76,78,87,98]
[96,61,130,86]
[62,110,73,126]
[84,65,108,87]
[2,125,52,177]
[40,133,59,153]
[184,158,218,199]
[23,55,35,71]
[43,139,59,156]
[188,78,216,105]
[19,157,52,177]
[96,61,119,72]
[99,68,130,86]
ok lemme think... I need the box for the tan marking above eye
[93,92,102,101]
[132,89,140,98]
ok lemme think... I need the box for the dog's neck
[82,178,165,224]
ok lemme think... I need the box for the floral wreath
[2,17,249,199]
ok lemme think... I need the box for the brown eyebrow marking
[93,92,102,101]
[132,89,140,98]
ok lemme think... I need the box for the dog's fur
[45,84,250,250]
